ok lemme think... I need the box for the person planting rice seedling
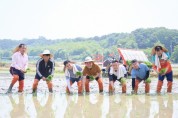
[159,68,166,75]
[108,60,127,93]
[7,44,28,93]
[63,60,83,94]
[131,59,150,94]
[83,56,103,93]
[32,50,55,93]
[46,75,53,81]
[152,45,173,93]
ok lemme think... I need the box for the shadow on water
[0,93,178,118]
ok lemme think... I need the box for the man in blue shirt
[131,59,150,94]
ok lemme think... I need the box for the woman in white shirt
[7,44,28,93]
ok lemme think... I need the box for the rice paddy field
[0,63,178,118]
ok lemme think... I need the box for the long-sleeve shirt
[10,51,28,71]
[36,58,55,78]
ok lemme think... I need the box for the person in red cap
[7,44,28,93]
[32,50,55,93]
[83,56,103,93]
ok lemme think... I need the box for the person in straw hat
[7,44,28,93]
[151,45,173,93]
[32,50,55,93]
[63,60,83,94]
[82,56,103,93]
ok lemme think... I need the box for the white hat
[84,56,94,62]
[40,50,53,58]
[42,50,51,54]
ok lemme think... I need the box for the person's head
[155,46,163,56]
[40,50,52,62]
[131,59,139,69]
[111,60,119,70]
[63,60,73,70]
[84,56,94,68]
[13,44,27,55]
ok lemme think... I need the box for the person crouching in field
[63,60,83,94]
[152,45,173,93]
[82,56,103,93]
[32,50,55,93]
[131,59,150,94]
[108,60,127,93]
[7,44,28,93]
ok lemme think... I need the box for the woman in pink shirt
[7,44,28,93]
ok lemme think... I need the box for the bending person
[63,60,83,94]
[32,50,55,93]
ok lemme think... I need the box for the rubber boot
[7,75,19,93]
[157,80,163,93]
[122,83,126,93]
[7,84,13,93]
[32,79,39,93]
[167,81,172,93]
[18,80,24,92]
[85,79,90,92]
[97,78,103,93]
[77,80,83,94]
[145,83,150,93]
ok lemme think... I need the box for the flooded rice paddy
[0,73,178,118]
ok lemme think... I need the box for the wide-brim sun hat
[84,56,94,62]
[39,49,53,58]
[151,45,168,55]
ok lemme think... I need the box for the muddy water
[1,74,178,118]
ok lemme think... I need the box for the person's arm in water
[144,64,150,80]
[145,70,150,80]
[131,69,136,90]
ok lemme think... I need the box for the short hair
[63,60,70,66]
[131,59,137,64]
[111,60,119,63]
[155,46,163,51]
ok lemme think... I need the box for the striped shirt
[36,58,55,78]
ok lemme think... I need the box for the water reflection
[0,93,178,118]
[155,94,173,118]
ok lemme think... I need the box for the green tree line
[1,27,178,62]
